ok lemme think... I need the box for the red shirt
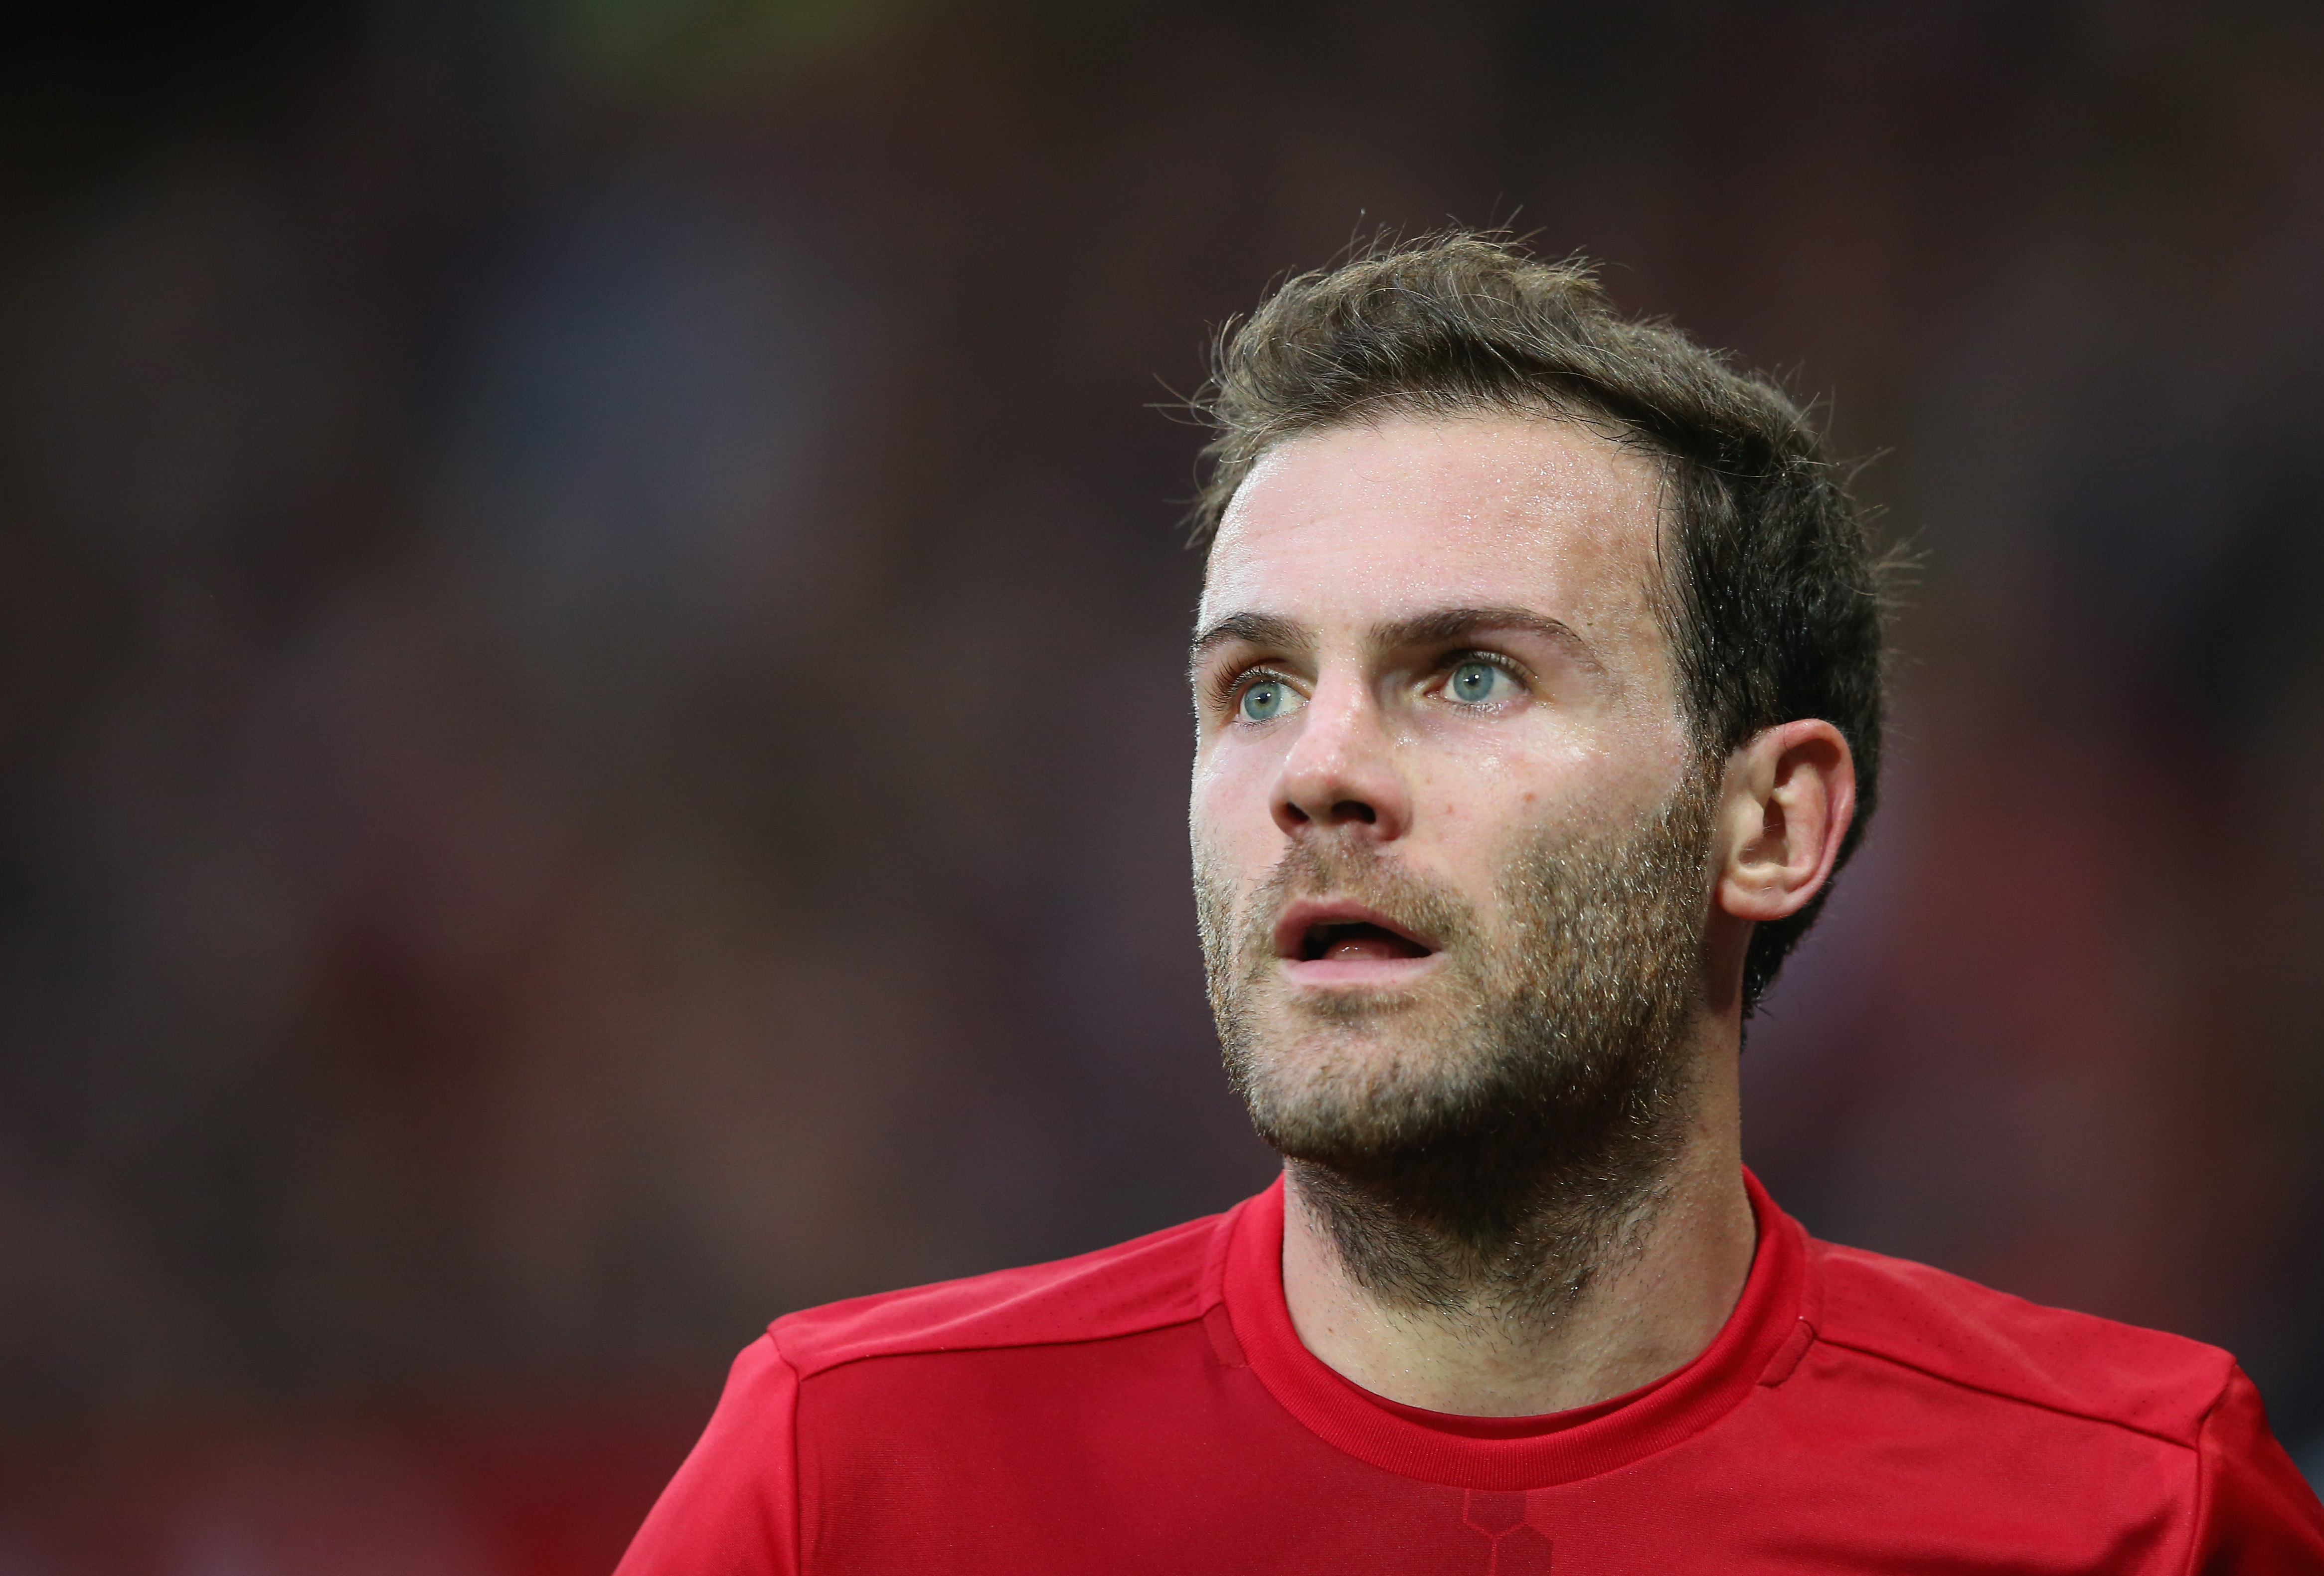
[618,1173,2324,1573]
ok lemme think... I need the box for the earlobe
[1714,721,1856,925]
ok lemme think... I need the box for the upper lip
[1271,899,1439,961]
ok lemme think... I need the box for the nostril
[1330,800,1376,825]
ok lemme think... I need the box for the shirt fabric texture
[617,1171,2324,1573]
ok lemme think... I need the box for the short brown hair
[1190,232,1893,1013]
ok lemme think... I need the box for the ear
[1713,719,1856,926]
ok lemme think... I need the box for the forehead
[1198,414,1667,635]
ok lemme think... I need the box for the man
[618,234,2324,1572]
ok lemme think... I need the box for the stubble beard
[1195,767,1719,1334]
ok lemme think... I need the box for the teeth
[1307,921,1385,960]
[1292,915,1433,962]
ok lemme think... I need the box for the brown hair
[1190,232,1894,1013]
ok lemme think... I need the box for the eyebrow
[1188,605,1600,673]
[1188,611,1310,673]
[1372,606,1602,671]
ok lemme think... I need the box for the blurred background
[0,0,2320,1567]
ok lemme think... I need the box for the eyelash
[1210,650,1531,717]
[1214,666,1293,717]
[1435,649,1529,700]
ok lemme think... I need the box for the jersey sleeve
[616,1334,802,1576]
[2187,1363,2324,1575]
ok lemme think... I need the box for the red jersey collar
[1217,1168,1815,1489]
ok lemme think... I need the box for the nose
[1271,678,1412,843]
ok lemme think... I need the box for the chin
[1286,980,1439,1025]
[1230,1006,1488,1144]
[1242,973,1468,1056]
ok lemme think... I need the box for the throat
[1287,1143,1674,1334]
[1278,1134,1750,1418]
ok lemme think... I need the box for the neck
[1277,1026,1753,1417]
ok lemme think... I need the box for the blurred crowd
[0,1,2320,1568]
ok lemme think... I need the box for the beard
[1195,764,1719,1329]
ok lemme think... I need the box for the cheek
[1411,729,1570,827]
[1190,743,1281,863]
[1416,727,1675,865]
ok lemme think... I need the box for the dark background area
[1,0,2320,1568]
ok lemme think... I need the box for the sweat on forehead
[1197,415,1670,637]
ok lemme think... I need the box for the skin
[1189,413,1855,1416]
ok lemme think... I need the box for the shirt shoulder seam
[781,1306,1214,1381]
[1814,1331,2218,1450]
[2176,1367,2244,1576]
[763,1333,803,1574]
[777,1205,1243,1381]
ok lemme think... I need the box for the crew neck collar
[1217,1168,1814,1490]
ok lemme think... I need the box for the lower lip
[1280,954,1443,987]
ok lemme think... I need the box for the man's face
[1189,413,1710,1168]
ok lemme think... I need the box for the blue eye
[1447,660,1515,705]
[1239,678,1302,722]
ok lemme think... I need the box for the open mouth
[1300,920,1432,963]
[1273,902,1439,971]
